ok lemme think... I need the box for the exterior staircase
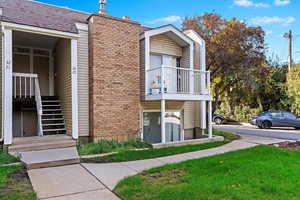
[41,96,66,135]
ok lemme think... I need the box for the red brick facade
[88,15,141,141]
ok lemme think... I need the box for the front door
[33,55,50,96]
[163,55,178,93]
[143,112,162,144]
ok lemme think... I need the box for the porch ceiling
[13,31,59,49]
[163,31,189,47]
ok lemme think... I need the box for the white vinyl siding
[150,34,183,57]
[77,29,89,137]
[184,101,195,129]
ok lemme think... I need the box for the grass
[82,141,228,163]
[0,148,19,165]
[78,139,153,156]
[0,165,36,200]
[115,145,300,200]
[81,130,237,163]
[212,128,240,142]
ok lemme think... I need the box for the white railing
[147,66,210,96]
[12,73,43,136]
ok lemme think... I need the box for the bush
[78,139,153,156]
[217,105,261,122]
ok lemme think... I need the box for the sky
[36,0,299,63]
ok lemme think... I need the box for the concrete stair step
[12,135,73,145]
[9,139,76,152]
[17,147,80,170]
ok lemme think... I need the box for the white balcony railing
[147,66,210,96]
[12,73,43,136]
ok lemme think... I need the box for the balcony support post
[3,27,13,145]
[208,100,213,138]
[161,99,166,144]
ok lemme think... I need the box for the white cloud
[234,0,270,7]
[265,30,273,35]
[274,0,291,6]
[147,16,182,24]
[251,16,295,26]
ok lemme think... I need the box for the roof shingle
[0,0,90,33]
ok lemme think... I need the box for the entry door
[163,55,177,93]
[143,112,162,144]
[33,56,50,96]
[13,54,31,73]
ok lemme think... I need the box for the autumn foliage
[182,13,293,121]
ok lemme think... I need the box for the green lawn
[115,145,300,200]
[81,130,237,163]
[0,149,19,165]
[82,141,228,163]
[212,128,240,142]
[0,166,36,200]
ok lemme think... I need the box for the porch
[146,65,211,101]
[142,100,213,145]
[2,23,79,145]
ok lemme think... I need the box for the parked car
[213,114,226,125]
[249,112,271,126]
[255,111,300,129]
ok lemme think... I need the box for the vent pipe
[99,0,107,15]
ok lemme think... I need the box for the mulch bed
[271,141,300,150]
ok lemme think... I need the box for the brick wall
[89,14,141,141]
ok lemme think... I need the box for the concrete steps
[9,135,79,169]
[18,147,80,170]
[9,135,76,152]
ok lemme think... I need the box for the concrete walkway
[28,164,120,200]
[28,135,290,199]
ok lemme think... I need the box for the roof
[140,26,153,34]
[0,0,90,34]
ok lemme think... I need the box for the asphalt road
[214,125,300,140]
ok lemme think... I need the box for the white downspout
[0,27,4,142]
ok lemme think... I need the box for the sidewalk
[28,135,289,199]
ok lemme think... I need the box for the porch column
[208,100,213,138]
[3,28,13,145]
[161,99,166,143]
[71,39,79,140]
[189,45,194,95]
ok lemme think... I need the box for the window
[270,112,282,117]
[282,112,296,119]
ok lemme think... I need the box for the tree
[287,66,300,115]
[182,13,266,113]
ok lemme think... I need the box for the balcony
[146,66,212,101]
